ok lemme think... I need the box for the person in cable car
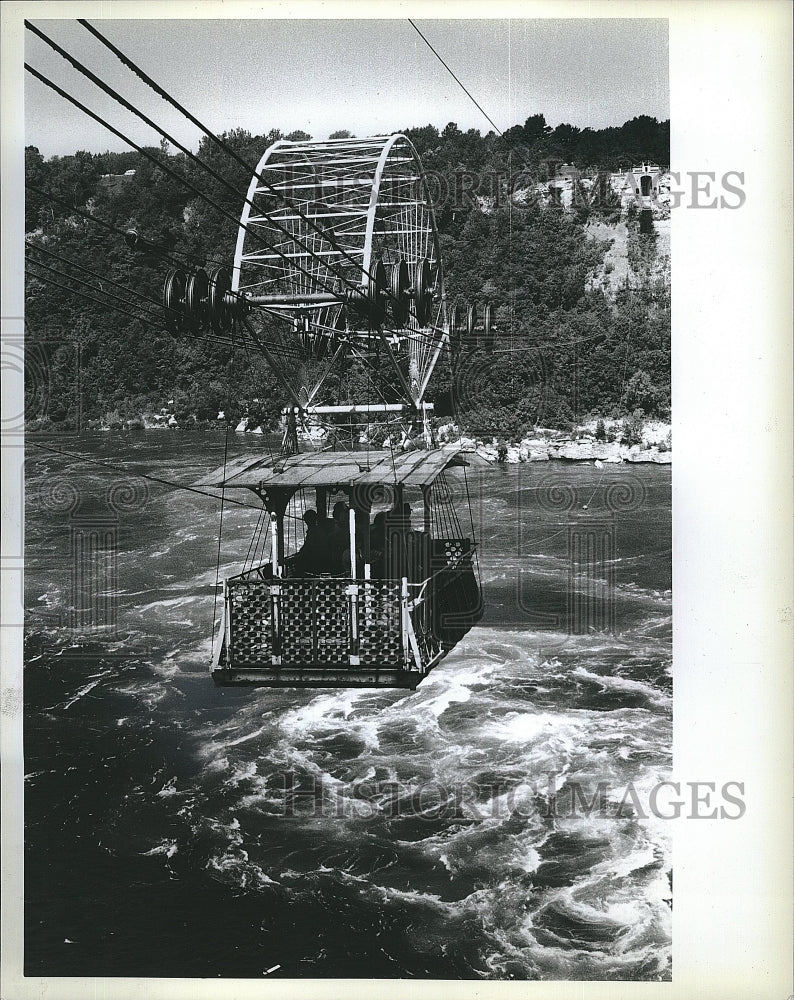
[369,511,387,578]
[330,500,351,576]
[383,501,415,581]
[293,509,334,576]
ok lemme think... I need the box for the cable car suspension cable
[28,442,266,512]
[26,256,269,363]
[26,261,156,326]
[78,17,422,311]
[26,21,381,314]
[23,62,357,319]
[26,241,182,318]
[212,320,236,641]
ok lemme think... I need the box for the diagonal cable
[408,19,504,136]
[24,60,353,312]
[27,20,371,306]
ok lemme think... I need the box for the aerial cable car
[159,133,494,688]
[196,447,486,688]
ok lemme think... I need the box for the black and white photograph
[1,2,791,997]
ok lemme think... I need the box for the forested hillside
[24,114,670,435]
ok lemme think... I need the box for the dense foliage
[24,114,670,435]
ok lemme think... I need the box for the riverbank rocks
[627,447,671,464]
[442,423,671,464]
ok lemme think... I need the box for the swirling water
[23,433,671,980]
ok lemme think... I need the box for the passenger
[384,501,412,580]
[330,500,350,575]
[369,511,387,577]
[294,509,333,575]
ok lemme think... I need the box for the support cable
[25,261,153,325]
[78,17,415,305]
[24,61,354,314]
[26,21,376,308]
[408,19,503,136]
[28,441,266,511]
[26,239,182,317]
[25,182,341,348]
[25,253,163,321]
[25,255,264,360]
[212,321,236,642]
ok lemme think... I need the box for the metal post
[420,485,432,636]
[347,582,360,665]
[422,403,433,448]
[223,580,233,670]
[316,486,328,520]
[270,582,282,665]
[401,575,410,667]
[349,507,357,579]
[270,512,279,577]
[351,485,371,580]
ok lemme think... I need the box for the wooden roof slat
[193,454,272,487]
[193,445,484,492]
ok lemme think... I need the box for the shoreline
[438,418,672,465]
[28,417,671,465]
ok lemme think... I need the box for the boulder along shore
[436,418,672,464]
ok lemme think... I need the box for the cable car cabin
[195,445,485,689]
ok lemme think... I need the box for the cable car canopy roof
[195,444,487,492]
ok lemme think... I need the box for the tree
[522,113,552,144]
[23,112,670,431]
[624,370,665,416]
[25,147,47,230]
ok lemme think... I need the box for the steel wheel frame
[232,134,447,406]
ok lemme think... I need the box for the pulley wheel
[208,265,232,332]
[298,314,313,351]
[367,260,387,328]
[389,259,409,326]
[414,258,432,327]
[482,302,494,350]
[163,268,186,334]
[466,300,478,343]
[185,268,209,331]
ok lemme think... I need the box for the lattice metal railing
[223,533,477,675]
[225,576,405,670]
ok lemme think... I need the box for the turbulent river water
[23,433,672,980]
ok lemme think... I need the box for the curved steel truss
[232,134,448,407]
